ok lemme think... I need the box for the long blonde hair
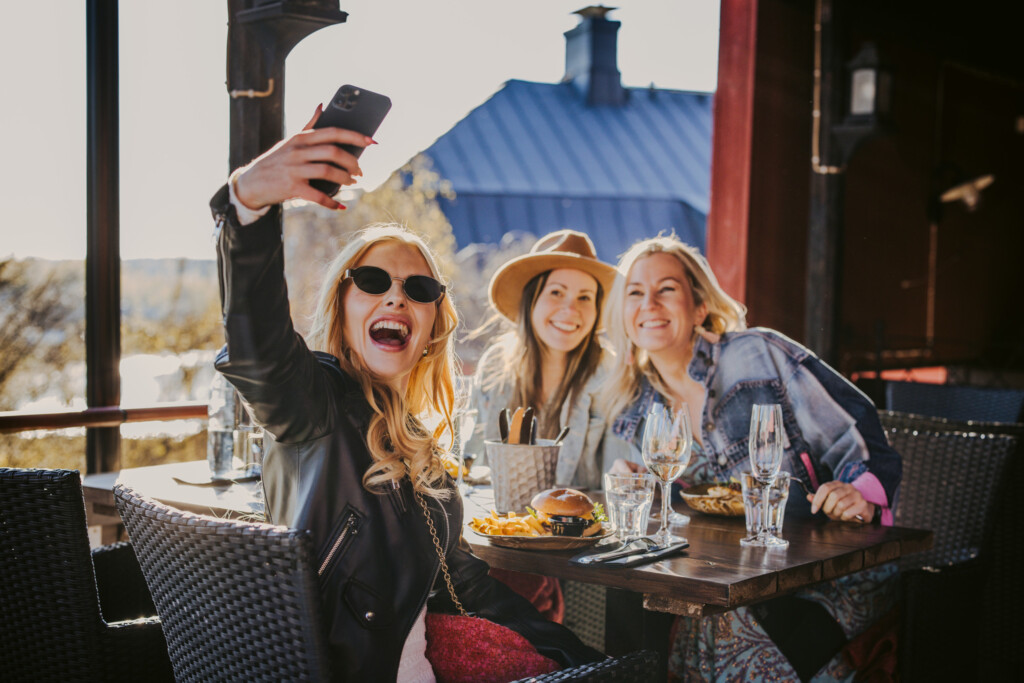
[482,271,604,438]
[307,224,458,500]
[599,235,747,423]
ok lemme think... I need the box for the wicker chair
[884,381,1024,423]
[114,484,333,682]
[0,468,172,683]
[878,412,1021,681]
[878,408,1024,437]
[509,649,660,682]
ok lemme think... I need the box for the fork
[792,475,864,523]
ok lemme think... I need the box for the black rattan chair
[884,381,1024,423]
[879,413,1018,570]
[114,483,333,682]
[509,649,660,682]
[878,412,1021,681]
[0,467,172,683]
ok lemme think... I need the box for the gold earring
[422,346,429,357]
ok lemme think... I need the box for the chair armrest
[509,649,660,682]
[101,617,174,683]
[92,541,158,622]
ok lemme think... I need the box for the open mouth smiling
[368,318,412,349]
[639,319,670,329]
[550,320,582,333]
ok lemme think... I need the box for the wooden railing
[0,403,208,434]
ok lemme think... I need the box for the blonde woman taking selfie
[210,108,600,681]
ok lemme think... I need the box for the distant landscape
[1,159,539,471]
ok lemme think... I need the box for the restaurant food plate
[681,482,745,517]
[469,527,614,551]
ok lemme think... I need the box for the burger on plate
[528,488,605,537]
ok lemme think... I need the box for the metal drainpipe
[805,0,845,365]
[86,0,121,473]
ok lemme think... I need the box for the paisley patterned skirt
[667,564,899,682]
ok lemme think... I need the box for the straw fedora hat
[488,229,618,323]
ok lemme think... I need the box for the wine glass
[641,403,694,546]
[740,404,789,548]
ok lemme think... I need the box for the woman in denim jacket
[598,235,901,682]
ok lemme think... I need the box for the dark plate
[469,527,614,550]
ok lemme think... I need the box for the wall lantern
[833,42,892,162]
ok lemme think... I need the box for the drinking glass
[455,408,478,494]
[604,472,656,541]
[641,403,693,546]
[740,404,789,548]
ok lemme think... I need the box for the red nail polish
[368,138,379,145]
[336,203,347,211]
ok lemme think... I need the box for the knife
[520,407,535,445]
[569,537,658,566]
[604,541,690,568]
[498,409,510,443]
[507,407,525,445]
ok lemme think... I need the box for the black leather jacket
[210,186,603,681]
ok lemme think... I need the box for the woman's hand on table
[233,105,372,211]
[808,480,875,523]
[609,458,644,475]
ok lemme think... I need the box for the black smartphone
[310,84,392,196]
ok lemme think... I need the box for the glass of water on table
[604,472,656,541]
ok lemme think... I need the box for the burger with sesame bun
[528,488,606,537]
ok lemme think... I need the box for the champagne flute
[740,404,789,548]
[641,403,693,546]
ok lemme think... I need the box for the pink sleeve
[851,471,893,526]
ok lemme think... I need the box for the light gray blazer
[464,343,608,491]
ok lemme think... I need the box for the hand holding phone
[310,85,392,196]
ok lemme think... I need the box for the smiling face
[529,268,600,357]
[623,252,708,358]
[341,241,438,391]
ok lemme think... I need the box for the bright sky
[1,1,719,261]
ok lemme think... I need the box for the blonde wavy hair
[599,235,747,423]
[307,224,458,500]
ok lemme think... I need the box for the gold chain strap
[414,489,469,617]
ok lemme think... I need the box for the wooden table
[461,487,932,618]
[83,460,264,543]
[84,460,932,618]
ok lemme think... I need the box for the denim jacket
[602,328,901,519]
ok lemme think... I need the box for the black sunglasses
[344,266,446,304]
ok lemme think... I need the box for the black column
[226,1,348,172]
[805,0,845,366]
[86,0,121,473]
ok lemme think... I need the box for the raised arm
[210,108,372,442]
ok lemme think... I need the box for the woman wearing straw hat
[465,229,617,491]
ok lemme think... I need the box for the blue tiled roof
[421,79,713,261]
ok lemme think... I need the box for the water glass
[740,403,789,548]
[740,471,790,539]
[456,408,478,494]
[604,472,656,541]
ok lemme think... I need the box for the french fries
[469,510,548,537]
[440,454,469,479]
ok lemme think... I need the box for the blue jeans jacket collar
[612,336,716,443]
